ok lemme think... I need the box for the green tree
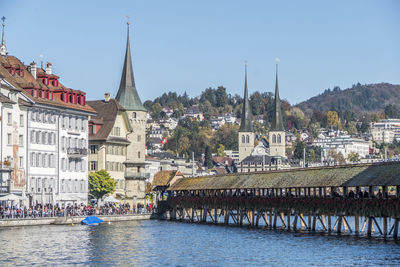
[293,140,306,160]
[88,170,116,202]
[384,104,400,118]
[204,146,213,169]
[217,144,226,156]
[347,152,360,162]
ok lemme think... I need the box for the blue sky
[2,0,400,104]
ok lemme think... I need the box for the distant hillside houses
[370,119,400,144]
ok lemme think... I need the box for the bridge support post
[354,215,359,235]
[293,214,298,231]
[383,217,388,239]
[327,214,332,233]
[312,214,317,232]
[308,212,312,231]
[269,210,273,229]
[337,216,343,234]
[287,212,291,231]
[214,208,218,224]
[224,209,229,225]
[394,218,399,240]
[273,211,277,229]
[367,217,373,237]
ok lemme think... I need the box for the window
[7,113,12,125]
[272,134,276,143]
[242,135,245,143]
[246,135,250,144]
[61,137,65,152]
[20,114,24,127]
[31,153,35,167]
[31,111,35,121]
[277,134,281,143]
[37,153,41,167]
[138,151,141,159]
[19,135,23,146]
[61,180,65,193]
[132,112,136,119]
[112,127,120,136]
[31,131,35,143]
[61,158,66,171]
[36,131,41,144]
[90,161,97,171]
[89,125,95,135]
[7,133,12,145]
[19,156,23,169]
[70,117,75,130]
[42,132,47,145]
[90,145,98,154]
[137,135,141,142]
[42,154,47,168]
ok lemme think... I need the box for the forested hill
[297,83,400,116]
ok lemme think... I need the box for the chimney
[104,93,110,102]
[45,62,52,74]
[29,61,37,80]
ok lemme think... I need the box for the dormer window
[69,94,73,103]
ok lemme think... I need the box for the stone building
[87,95,131,200]
[88,23,147,205]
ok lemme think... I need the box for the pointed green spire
[271,61,284,131]
[239,63,253,132]
[115,21,146,111]
[0,16,7,57]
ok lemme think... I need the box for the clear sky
[2,0,400,104]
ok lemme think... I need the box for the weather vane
[275,57,280,64]
[1,16,5,24]
[126,15,130,25]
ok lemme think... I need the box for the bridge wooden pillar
[394,218,399,240]
[354,215,360,235]
[397,186,400,199]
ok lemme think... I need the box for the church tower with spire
[0,16,8,57]
[238,64,255,162]
[115,21,147,204]
[269,61,286,159]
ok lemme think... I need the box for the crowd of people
[0,202,154,220]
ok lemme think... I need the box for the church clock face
[257,147,264,154]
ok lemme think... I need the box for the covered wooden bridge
[158,162,400,239]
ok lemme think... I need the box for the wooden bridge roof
[167,162,400,191]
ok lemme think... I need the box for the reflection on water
[0,220,400,266]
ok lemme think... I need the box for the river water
[0,220,400,266]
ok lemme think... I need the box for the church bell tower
[238,63,255,162]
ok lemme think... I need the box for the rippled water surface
[1,220,400,266]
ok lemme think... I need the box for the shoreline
[0,214,151,227]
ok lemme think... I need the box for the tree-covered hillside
[297,83,400,117]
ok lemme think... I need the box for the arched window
[132,112,137,119]
[272,134,276,143]
[242,135,245,143]
[277,134,281,143]
[246,135,250,143]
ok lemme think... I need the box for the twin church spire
[239,61,284,133]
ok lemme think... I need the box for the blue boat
[81,216,103,225]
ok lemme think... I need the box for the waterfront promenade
[0,213,151,227]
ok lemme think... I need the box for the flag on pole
[162,137,167,145]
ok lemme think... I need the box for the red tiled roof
[0,55,96,114]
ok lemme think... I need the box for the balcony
[67,148,88,158]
